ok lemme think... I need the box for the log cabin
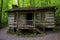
[5,5,56,33]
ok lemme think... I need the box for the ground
[0,27,60,40]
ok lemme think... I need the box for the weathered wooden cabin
[5,5,56,33]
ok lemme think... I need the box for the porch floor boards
[18,25,35,29]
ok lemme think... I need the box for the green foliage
[55,7,60,24]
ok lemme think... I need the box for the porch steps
[35,28,43,33]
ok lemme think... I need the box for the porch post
[17,12,18,28]
[34,12,35,29]
[34,12,36,34]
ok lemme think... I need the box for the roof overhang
[5,6,57,13]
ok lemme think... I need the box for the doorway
[26,13,33,25]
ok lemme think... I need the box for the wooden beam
[17,12,18,28]
[34,12,35,29]
[34,12,36,34]
[52,11,56,32]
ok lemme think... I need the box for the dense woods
[0,0,60,28]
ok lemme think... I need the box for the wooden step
[35,28,42,33]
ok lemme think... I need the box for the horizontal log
[46,17,54,18]
[9,15,14,17]
[46,18,54,20]
[8,20,14,22]
[46,20,54,21]
[35,23,55,24]
[18,25,34,29]
[46,25,55,28]
[8,25,17,27]
[8,22,17,24]
[8,17,14,19]
[8,19,14,21]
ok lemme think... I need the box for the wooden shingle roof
[5,5,56,13]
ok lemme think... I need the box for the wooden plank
[46,25,55,28]
[46,17,54,19]
[35,23,54,24]
[17,12,18,28]
[8,19,14,21]
[18,14,26,28]
[46,24,55,28]
[45,11,54,20]
[35,28,42,33]
[8,17,14,20]
[8,22,17,24]
[8,20,14,22]
[46,17,54,18]
[34,12,35,29]
[8,19,14,22]
[8,25,17,27]
[8,22,14,24]
[46,22,55,24]
[8,18,14,20]
[8,14,14,16]
[8,21,14,24]
[18,25,33,27]
[35,12,41,24]
[46,20,54,22]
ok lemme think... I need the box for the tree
[0,0,3,27]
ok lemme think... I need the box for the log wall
[8,11,55,28]
[18,13,26,28]
[8,13,16,27]
[45,11,55,28]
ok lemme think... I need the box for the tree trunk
[0,0,3,26]
[17,0,19,6]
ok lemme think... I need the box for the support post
[17,12,18,28]
[34,12,36,34]
[52,12,56,32]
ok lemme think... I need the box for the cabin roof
[5,5,56,13]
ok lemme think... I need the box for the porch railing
[9,20,54,28]
[18,20,34,29]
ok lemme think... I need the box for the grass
[6,28,46,37]
[7,29,46,37]
[16,33,46,37]
[16,30,46,37]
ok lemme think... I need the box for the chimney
[12,5,18,8]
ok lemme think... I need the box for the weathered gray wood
[45,11,55,28]
[18,14,26,28]
[8,15,15,25]
[34,12,35,27]
[8,11,55,29]
[8,17,14,20]
[46,25,55,28]
[35,12,41,25]
[8,24,17,27]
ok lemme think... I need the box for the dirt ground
[0,27,60,40]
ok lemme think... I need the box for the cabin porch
[11,12,46,29]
